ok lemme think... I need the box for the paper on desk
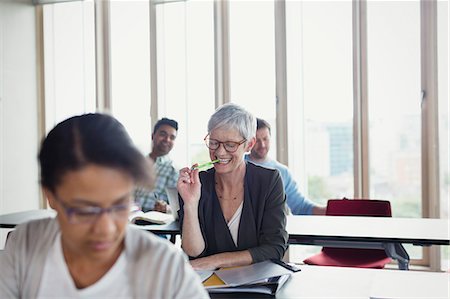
[214,260,292,286]
[207,274,291,295]
[195,270,214,282]
[128,210,174,225]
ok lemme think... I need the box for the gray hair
[207,103,256,140]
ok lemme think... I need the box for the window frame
[273,0,440,269]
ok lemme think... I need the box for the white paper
[195,270,214,282]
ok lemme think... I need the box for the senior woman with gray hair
[177,103,288,270]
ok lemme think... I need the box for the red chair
[303,198,393,269]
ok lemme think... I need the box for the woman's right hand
[177,166,201,206]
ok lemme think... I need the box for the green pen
[191,159,220,170]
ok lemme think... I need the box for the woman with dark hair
[177,103,288,270]
[0,113,208,298]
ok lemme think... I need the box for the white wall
[1,0,40,248]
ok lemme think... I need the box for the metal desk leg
[384,243,410,270]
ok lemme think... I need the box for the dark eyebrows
[70,192,132,207]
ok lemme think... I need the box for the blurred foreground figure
[0,113,208,299]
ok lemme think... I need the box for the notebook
[129,187,179,225]
[202,260,295,295]
[129,210,174,225]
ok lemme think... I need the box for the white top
[37,233,132,299]
[0,217,209,299]
[227,202,243,246]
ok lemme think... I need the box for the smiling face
[209,128,255,175]
[45,164,134,263]
[152,124,177,157]
[250,127,271,162]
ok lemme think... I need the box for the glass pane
[155,1,215,167]
[229,0,276,159]
[367,2,421,222]
[287,1,353,206]
[43,0,96,133]
[438,0,449,271]
[110,1,151,154]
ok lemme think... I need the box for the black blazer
[179,161,288,262]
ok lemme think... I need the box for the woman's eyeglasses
[54,194,131,224]
[204,135,246,153]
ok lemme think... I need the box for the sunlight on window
[43,1,96,133]
[155,1,215,168]
[367,1,421,221]
[229,0,276,159]
[285,0,353,264]
[286,1,353,206]
[110,1,151,155]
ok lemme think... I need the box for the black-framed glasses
[204,135,246,153]
[54,194,131,224]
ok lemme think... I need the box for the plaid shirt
[134,155,179,212]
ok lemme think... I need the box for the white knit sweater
[0,217,209,299]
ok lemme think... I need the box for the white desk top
[277,265,450,298]
[0,209,56,228]
[370,269,450,299]
[2,211,449,246]
[287,215,450,246]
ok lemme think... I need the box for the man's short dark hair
[256,118,271,134]
[153,117,178,134]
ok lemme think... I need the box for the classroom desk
[211,265,450,299]
[0,209,181,243]
[287,215,450,270]
[0,209,56,228]
[2,210,449,270]
[130,221,180,243]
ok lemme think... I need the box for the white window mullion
[352,0,369,198]
[420,0,440,271]
[214,0,230,107]
[36,4,46,208]
[274,0,288,165]
[94,0,111,112]
[149,0,158,128]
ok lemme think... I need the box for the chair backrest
[304,198,393,268]
[165,186,180,220]
[326,198,391,217]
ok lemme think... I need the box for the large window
[367,0,422,262]
[367,1,421,219]
[110,0,152,154]
[42,0,96,133]
[285,0,353,263]
[286,1,354,207]
[154,0,215,168]
[229,0,277,159]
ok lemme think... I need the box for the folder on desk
[201,260,294,295]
